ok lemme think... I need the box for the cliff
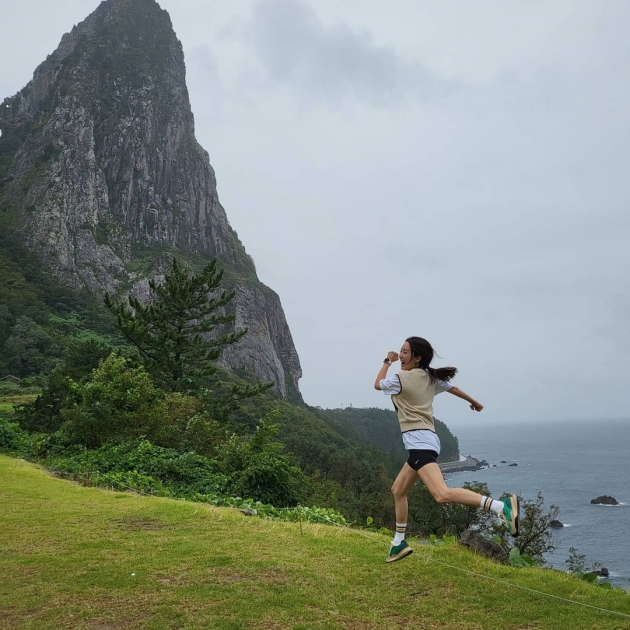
[0,0,301,398]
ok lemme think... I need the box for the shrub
[51,440,227,496]
[58,354,167,448]
[217,414,306,507]
[0,414,39,455]
[409,480,494,537]
[492,491,558,564]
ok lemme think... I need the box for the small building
[1,375,21,384]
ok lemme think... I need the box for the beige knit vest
[391,369,437,433]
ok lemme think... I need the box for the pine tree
[105,258,255,394]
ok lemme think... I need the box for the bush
[0,381,20,396]
[15,368,73,433]
[0,415,39,455]
[57,354,168,448]
[409,481,495,537]
[151,392,225,457]
[492,491,558,564]
[51,440,227,496]
[218,414,306,507]
[45,437,345,524]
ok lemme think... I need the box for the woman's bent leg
[417,463,484,507]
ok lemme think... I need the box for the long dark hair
[406,336,457,383]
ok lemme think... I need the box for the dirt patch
[86,616,151,630]
[154,572,191,586]
[210,568,248,583]
[260,567,289,585]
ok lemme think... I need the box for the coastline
[439,455,487,473]
[440,417,630,592]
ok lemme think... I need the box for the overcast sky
[1,0,629,427]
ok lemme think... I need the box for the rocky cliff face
[0,0,301,399]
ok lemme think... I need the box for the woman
[375,336,519,563]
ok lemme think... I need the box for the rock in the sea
[459,530,508,564]
[590,496,619,505]
[597,567,609,577]
[508,463,518,467]
[549,519,564,528]
[500,460,507,464]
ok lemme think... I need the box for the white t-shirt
[379,373,453,453]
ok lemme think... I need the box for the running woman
[375,336,520,563]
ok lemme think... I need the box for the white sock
[480,496,504,516]
[393,522,407,545]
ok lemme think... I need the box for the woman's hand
[447,387,483,411]
[375,352,398,389]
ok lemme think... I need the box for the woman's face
[399,341,420,371]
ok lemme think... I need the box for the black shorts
[406,449,438,471]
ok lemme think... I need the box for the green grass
[1,455,629,630]
[0,393,38,415]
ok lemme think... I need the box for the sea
[442,417,630,591]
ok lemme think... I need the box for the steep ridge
[0,0,301,398]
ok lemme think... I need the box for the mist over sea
[443,417,630,590]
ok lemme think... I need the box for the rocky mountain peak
[0,0,302,400]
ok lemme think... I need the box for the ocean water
[442,417,630,590]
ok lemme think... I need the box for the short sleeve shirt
[379,374,453,396]
[379,372,453,453]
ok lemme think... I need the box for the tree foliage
[2,316,62,377]
[57,354,166,448]
[218,413,305,506]
[104,258,248,393]
[314,407,460,473]
[409,480,495,537]
[494,491,558,563]
[0,219,117,381]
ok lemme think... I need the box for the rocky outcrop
[220,283,301,399]
[591,496,619,505]
[459,530,508,564]
[0,0,301,398]
[549,519,564,528]
[439,456,488,473]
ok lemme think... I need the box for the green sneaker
[386,540,413,563]
[500,494,520,537]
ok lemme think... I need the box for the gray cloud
[243,0,447,104]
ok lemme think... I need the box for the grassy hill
[2,455,629,629]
